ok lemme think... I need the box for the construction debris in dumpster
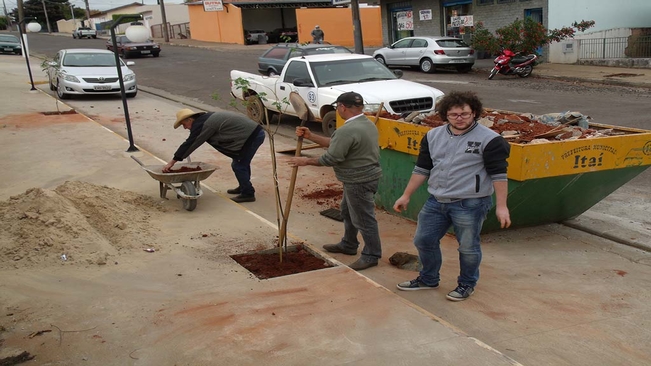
[367,108,631,143]
[164,166,202,173]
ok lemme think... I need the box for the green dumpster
[341,115,651,232]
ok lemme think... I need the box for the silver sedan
[373,36,476,74]
[46,48,138,99]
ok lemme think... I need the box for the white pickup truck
[73,27,97,39]
[230,54,444,135]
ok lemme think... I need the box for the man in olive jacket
[164,109,265,203]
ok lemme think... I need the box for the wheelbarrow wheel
[180,181,197,211]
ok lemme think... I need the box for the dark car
[105,36,161,58]
[0,35,22,55]
[258,43,353,76]
[267,27,298,43]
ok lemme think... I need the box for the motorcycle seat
[511,55,536,64]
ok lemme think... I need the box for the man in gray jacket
[164,109,265,203]
[394,91,511,301]
[288,92,382,271]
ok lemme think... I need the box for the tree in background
[10,0,86,31]
[0,16,8,30]
[472,18,595,56]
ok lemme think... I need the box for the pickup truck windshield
[311,58,396,87]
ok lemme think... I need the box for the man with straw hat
[164,109,265,203]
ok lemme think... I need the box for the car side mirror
[293,78,314,87]
[48,61,57,66]
[393,70,404,79]
[126,61,135,66]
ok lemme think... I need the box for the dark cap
[335,92,364,107]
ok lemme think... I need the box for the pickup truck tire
[419,58,435,73]
[121,50,129,59]
[92,35,97,39]
[72,34,76,39]
[245,95,266,124]
[322,111,337,136]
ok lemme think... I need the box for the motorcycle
[488,49,538,80]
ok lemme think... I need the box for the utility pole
[83,0,91,27]
[41,0,51,33]
[350,0,364,54]
[2,0,12,29]
[17,0,24,31]
[70,4,76,28]
[159,0,169,42]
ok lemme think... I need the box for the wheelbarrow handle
[131,155,145,167]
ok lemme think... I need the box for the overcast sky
[69,0,185,12]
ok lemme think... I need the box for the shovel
[277,92,315,254]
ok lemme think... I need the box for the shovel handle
[131,155,145,167]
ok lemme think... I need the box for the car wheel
[322,110,337,137]
[419,58,435,73]
[92,35,97,39]
[153,52,160,57]
[56,81,70,100]
[375,55,386,65]
[49,76,55,91]
[456,65,472,73]
[72,34,76,39]
[268,69,278,77]
[245,95,266,124]
[121,50,128,59]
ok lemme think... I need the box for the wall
[90,4,144,30]
[548,0,651,32]
[188,4,243,44]
[296,7,382,47]
[56,19,83,34]
[472,0,548,32]
[139,4,190,26]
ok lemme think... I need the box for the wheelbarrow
[131,156,217,211]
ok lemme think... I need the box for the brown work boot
[348,257,378,271]
[322,244,356,256]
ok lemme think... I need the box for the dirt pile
[0,181,166,268]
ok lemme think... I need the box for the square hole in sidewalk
[231,244,335,279]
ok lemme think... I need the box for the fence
[151,22,190,40]
[579,36,651,59]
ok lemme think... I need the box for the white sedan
[46,48,138,99]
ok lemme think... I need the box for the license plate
[3,48,13,51]
[141,50,150,54]
[449,59,466,63]
[93,85,112,91]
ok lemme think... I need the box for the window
[283,61,310,84]
[263,47,289,60]
[525,8,543,24]
[392,39,413,48]
[411,39,428,48]
[476,0,494,5]
[497,0,515,3]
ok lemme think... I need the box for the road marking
[507,99,541,104]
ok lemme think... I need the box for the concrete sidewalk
[2,54,651,366]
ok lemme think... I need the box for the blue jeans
[231,129,265,196]
[337,180,382,261]
[413,196,492,287]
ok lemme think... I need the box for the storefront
[442,0,472,38]
[388,2,414,43]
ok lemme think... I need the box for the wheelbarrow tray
[140,162,217,184]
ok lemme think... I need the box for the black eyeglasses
[447,112,473,119]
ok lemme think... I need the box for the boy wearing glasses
[288,92,382,271]
[393,91,511,301]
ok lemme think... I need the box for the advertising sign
[332,0,352,5]
[419,9,432,21]
[396,11,413,31]
[203,0,224,12]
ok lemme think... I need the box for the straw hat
[174,108,201,129]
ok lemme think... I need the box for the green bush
[472,18,595,55]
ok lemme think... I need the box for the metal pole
[17,18,37,91]
[83,0,91,26]
[110,15,142,152]
[160,0,169,42]
[41,0,51,33]
[350,0,364,54]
